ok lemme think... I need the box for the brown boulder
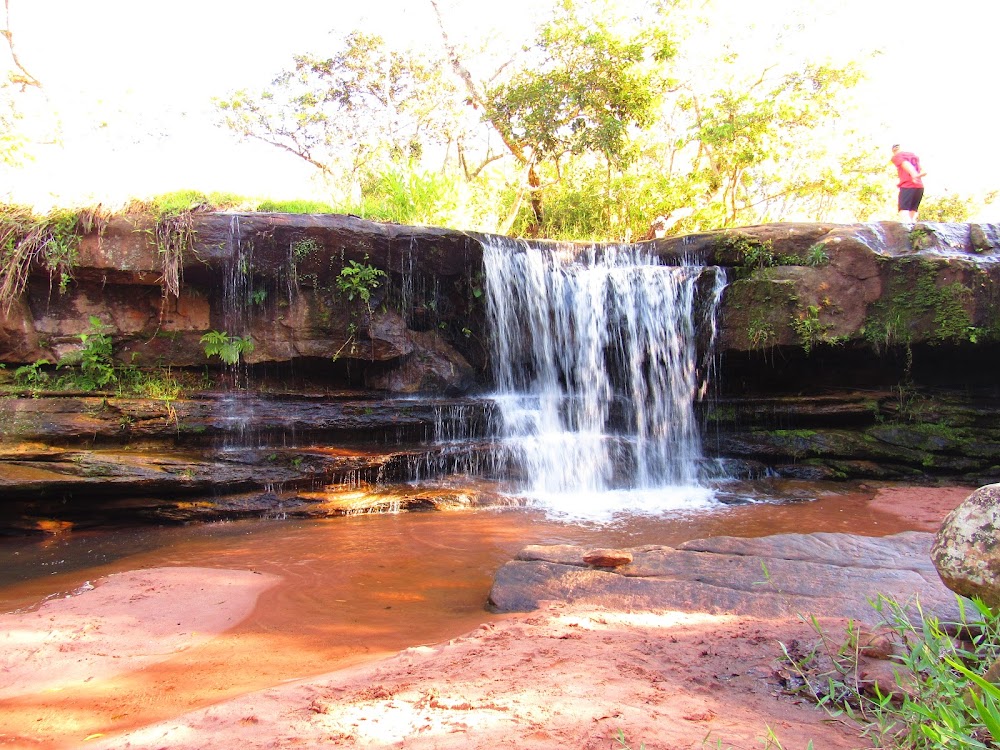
[582,548,634,568]
[365,329,477,395]
[931,484,1000,606]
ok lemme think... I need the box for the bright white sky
[3,0,999,219]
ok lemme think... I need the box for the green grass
[124,189,254,218]
[256,198,336,214]
[781,595,1000,748]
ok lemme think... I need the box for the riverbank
[0,484,973,749]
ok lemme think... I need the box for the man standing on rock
[891,144,926,221]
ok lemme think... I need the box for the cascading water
[218,215,257,446]
[484,237,726,521]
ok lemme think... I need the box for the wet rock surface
[490,531,961,623]
[0,391,500,533]
[705,386,1000,486]
[3,217,1000,528]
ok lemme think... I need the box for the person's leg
[911,189,924,222]
[898,189,922,222]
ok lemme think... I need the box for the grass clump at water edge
[780,594,1000,748]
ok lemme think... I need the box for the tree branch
[427,0,528,165]
[2,0,41,89]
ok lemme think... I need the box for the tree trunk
[528,163,543,234]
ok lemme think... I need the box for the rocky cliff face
[0,213,489,391]
[4,215,1000,381]
[1,214,999,532]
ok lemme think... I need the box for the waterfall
[217,215,257,446]
[484,237,726,521]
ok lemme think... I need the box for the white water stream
[484,238,726,521]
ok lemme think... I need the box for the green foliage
[290,238,321,260]
[74,316,116,389]
[507,161,690,241]
[114,365,185,400]
[918,191,998,223]
[678,55,880,226]
[783,596,1000,749]
[806,243,829,266]
[17,318,147,395]
[613,728,646,750]
[200,330,255,365]
[909,225,934,251]
[10,321,194,399]
[127,190,251,217]
[741,242,777,271]
[747,314,775,349]
[484,0,670,168]
[0,98,29,168]
[715,235,804,276]
[477,0,676,230]
[0,205,93,311]
[336,259,386,310]
[214,31,459,193]
[210,2,888,238]
[51,316,117,391]
[345,165,460,226]
[791,305,829,354]
[0,38,42,169]
[13,359,50,390]
[257,199,335,214]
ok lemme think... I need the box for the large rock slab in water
[931,483,1000,606]
[490,532,961,623]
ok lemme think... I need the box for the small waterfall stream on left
[218,215,259,446]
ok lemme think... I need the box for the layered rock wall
[4,215,1000,384]
[0,213,488,392]
[2,214,1000,531]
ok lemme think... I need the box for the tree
[215,31,463,199]
[675,60,884,226]
[918,191,998,223]
[0,0,41,167]
[211,0,887,238]
[432,0,677,232]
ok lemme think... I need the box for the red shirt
[892,151,923,188]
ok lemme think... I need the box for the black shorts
[898,187,924,212]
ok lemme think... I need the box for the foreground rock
[932,483,1000,606]
[490,531,962,623]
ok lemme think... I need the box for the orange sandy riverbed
[0,484,974,750]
